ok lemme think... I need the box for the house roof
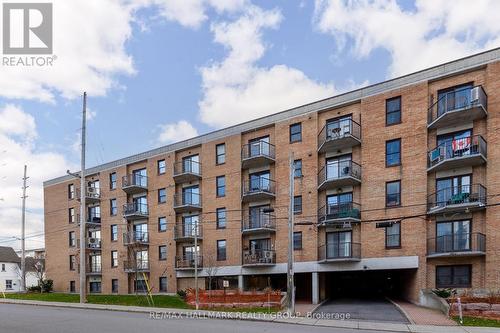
[0,246,21,263]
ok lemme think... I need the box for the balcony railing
[86,263,102,274]
[241,141,276,168]
[318,202,361,225]
[318,242,361,262]
[85,213,101,225]
[174,224,202,241]
[122,202,149,219]
[175,255,203,269]
[77,186,101,202]
[122,174,148,193]
[318,160,361,190]
[124,260,150,272]
[173,193,202,212]
[428,85,487,128]
[173,160,202,183]
[427,233,486,258]
[318,119,361,152]
[427,135,487,171]
[242,212,276,233]
[79,237,101,250]
[123,231,149,245]
[242,249,276,266]
[427,184,487,214]
[242,177,276,201]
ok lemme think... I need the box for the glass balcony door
[132,196,147,214]
[326,154,352,180]
[249,205,270,229]
[182,155,200,174]
[88,205,100,221]
[249,171,270,192]
[249,238,271,252]
[326,116,351,139]
[135,250,148,269]
[437,84,473,117]
[437,129,472,159]
[183,245,200,261]
[132,168,147,187]
[436,175,471,205]
[326,193,353,216]
[436,220,471,253]
[183,215,199,237]
[249,136,270,157]
[133,223,147,241]
[182,186,200,205]
[326,231,352,258]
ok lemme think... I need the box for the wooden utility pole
[20,165,28,292]
[79,92,87,303]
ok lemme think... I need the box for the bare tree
[203,253,219,303]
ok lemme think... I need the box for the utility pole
[287,153,295,314]
[79,92,87,303]
[194,221,199,310]
[20,165,28,292]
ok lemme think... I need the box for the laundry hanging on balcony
[452,137,471,152]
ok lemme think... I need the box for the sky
[1,0,500,251]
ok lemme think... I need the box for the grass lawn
[454,316,500,328]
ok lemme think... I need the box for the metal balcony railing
[242,249,276,266]
[124,260,150,272]
[86,263,102,274]
[318,242,361,261]
[242,177,276,196]
[122,202,148,217]
[78,237,101,250]
[427,233,486,256]
[175,255,203,269]
[428,135,487,169]
[318,202,361,224]
[428,85,487,125]
[173,160,202,177]
[123,231,149,245]
[427,184,487,213]
[174,224,202,240]
[242,141,276,160]
[318,119,361,150]
[174,192,202,208]
[318,160,361,185]
[76,186,101,201]
[242,212,276,232]
[122,174,148,189]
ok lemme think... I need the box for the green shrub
[27,285,42,292]
[177,289,187,300]
[40,279,53,293]
[433,288,453,298]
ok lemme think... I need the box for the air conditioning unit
[470,86,480,104]
[264,250,273,259]
[88,238,99,248]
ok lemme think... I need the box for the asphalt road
[314,298,409,324]
[0,303,394,333]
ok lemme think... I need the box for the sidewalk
[1,298,499,333]
[391,300,457,326]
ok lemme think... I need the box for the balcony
[242,212,276,234]
[318,242,361,263]
[174,224,202,242]
[124,260,150,273]
[175,255,203,270]
[86,264,102,275]
[78,237,102,250]
[242,178,276,202]
[123,232,149,246]
[427,184,487,215]
[122,174,148,194]
[241,141,276,169]
[318,119,361,153]
[242,249,276,267]
[173,160,202,184]
[76,187,100,204]
[122,203,149,220]
[76,213,101,226]
[173,193,202,213]
[427,233,486,258]
[428,135,487,172]
[318,202,361,227]
[318,160,361,191]
[428,86,487,129]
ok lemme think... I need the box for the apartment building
[43,48,500,304]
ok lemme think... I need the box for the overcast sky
[1,0,500,250]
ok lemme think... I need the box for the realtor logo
[2,3,53,54]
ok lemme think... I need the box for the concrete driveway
[314,298,410,324]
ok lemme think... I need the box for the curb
[0,298,480,333]
[387,297,416,325]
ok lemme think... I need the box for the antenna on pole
[79,92,87,303]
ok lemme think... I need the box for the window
[157,159,166,174]
[89,281,101,293]
[293,232,303,250]
[69,231,76,247]
[216,208,226,229]
[158,188,167,203]
[159,277,167,292]
[111,251,118,267]
[1,264,5,272]
[70,281,76,293]
[216,143,226,165]
[386,181,401,207]
[5,280,12,290]
[109,172,117,190]
[69,255,76,271]
[68,208,75,223]
[216,176,226,197]
[293,196,302,214]
[68,184,75,199]
[386,139,401,166]
[110,198,117,215]
[159,245,167,261]
[294,159,302,178]
[385,222,401,248]
[112,279,118,293]
[386,96,401,125]
[217,240,227,261]
[158,217,167,232]
[290,123,302,143]
[111,225,118,242]
[436,265,471,288]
